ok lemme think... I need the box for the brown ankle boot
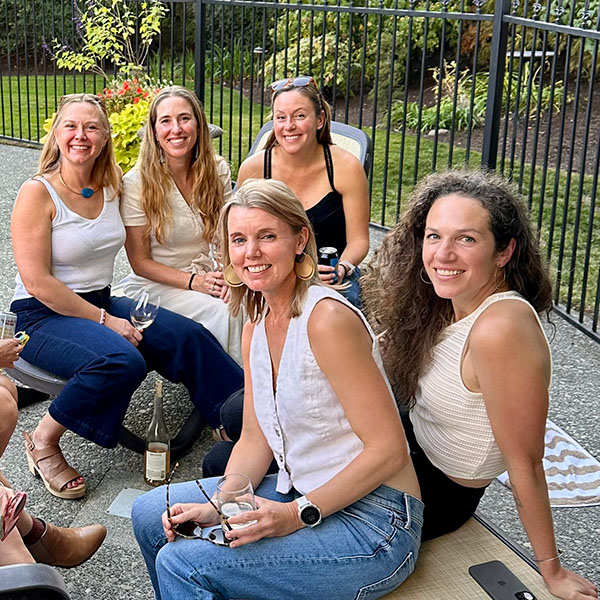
[27,519,106,568]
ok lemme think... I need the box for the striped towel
[497,419,600,507]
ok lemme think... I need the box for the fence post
[481,0,510,169]
[195,0,206,102]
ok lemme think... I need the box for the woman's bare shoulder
[16,177,54,207]
[237,151,265,184]
[308,297,366,341]
[471,298,545,351]
[329,144,364,171]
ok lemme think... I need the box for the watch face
[301,505,321,526]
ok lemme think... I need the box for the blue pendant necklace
[58,171,96,199]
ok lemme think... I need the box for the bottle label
[145,450,167,481]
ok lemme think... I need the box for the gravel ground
[0,143,598,599]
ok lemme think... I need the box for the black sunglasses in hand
[165,462,232,545]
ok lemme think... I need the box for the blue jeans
[132,474,423,600]
[11,288,244,447]
[339,266,362,309]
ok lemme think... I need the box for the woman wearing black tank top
[236,77,369,308]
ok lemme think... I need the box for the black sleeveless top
[264,144,347,253]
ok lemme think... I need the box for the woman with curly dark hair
[363,169,597,600]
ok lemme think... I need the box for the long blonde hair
[37,94,120,197]
[218,179,319,322]
[137,86,225,245]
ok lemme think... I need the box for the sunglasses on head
[165,462,232,545]
[270,76,317,92]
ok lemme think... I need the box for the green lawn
[0,74,101,142]
[2,74,598,314]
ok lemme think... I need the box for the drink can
[318,247,339,283]
[0,311,17,340]
[318,246,339,267]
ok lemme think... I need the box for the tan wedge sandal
[23,432,86,500]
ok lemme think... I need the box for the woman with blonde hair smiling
[10,93,243,500]
[119,85,242,364]
[132,179,422,600]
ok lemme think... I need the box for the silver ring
[211,283,216,291]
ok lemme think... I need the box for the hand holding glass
[216,473,257,532]
[130,290,160,332]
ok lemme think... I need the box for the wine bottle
[144,379,170,486]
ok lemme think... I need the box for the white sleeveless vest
[250,285,395,494]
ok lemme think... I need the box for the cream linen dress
[118,160,243,364]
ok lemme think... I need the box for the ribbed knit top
[410,291,551,480]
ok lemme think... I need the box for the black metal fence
[1,0,599,343]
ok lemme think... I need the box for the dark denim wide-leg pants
[11,288,243,448]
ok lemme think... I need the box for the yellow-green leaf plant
[51,0,168,80]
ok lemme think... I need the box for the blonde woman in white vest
[132,179,422,600]
[363,169,597,600]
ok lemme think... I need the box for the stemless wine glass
[216,473,257,533]
[130,290,160,332]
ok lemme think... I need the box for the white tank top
[250,285,395,495]
[410,291,551,480]
[12,177,125,301]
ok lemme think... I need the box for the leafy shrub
[49,0,168,80]
[389,60,569,133]
[109,98,152,172]
[265,0,462,99]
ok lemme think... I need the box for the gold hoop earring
[223,263,244,287]
[294,252,316,281]
[419,267,433,285]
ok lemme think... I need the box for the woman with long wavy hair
[119,86,243,364]
[363,169,597,600]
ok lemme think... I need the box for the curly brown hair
[362,168,553,406]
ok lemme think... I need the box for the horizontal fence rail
[0,0,599,342]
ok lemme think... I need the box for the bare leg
[0,376,18,457]
[0,527,34,567]
[30,412,83,490]
[0,379,34,534]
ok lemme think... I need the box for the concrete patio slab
[0,143,597,599]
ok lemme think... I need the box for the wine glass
[216,473,257,532]
[130,290,160,332]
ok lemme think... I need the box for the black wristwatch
[297,495,322,527]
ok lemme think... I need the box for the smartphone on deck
[469,560,536,600]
